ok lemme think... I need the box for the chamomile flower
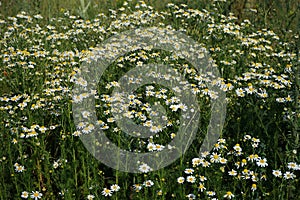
[228,169,237,176]
[202,160,211,167]
[177,177,185,184]
[139,163,152,173]
[186,175,196,183]
[101,188,112,197]
[87,194,95,200]
[210,152,220,163]
[15,164,25,172]
[206,191,216,196]
[241,159,247,167]
[220,157,228,164]
[251,183,257,191]
[53,161,60,169]
[272,170,282,177]
[233,144,242,152]
[150,125,162,133]
[72,130,82,137]
[287,162,299,170]
[143,180,154,187]
[192,158,201,167]
[199,175,207,182]
[184,168,194,174]
[132,183,142,192]
[157,190,163,196]
[198,183,206,192]
[110,184,120,192]
[81,111,90,119]
[155,144,165,151]
[236,88,245,97]
[186,193,196,199]
[30,191,42,200]
[21,191,29,198]
[201,151,210,158]
[213,143,221,150]
[223,191,234,199]
[283,171,296,180]
[146,143,156,151]
[256,158,268,167]
[247,154,260,162]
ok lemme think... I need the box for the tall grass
[0,0,299,33]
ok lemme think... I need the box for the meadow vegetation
[0,0,299,199]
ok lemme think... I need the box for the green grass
[0,0,298,33]
[0,0,299,199]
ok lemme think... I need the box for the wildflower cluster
[0,0,298,199]
[177,134,300,199]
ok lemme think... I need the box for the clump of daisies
[21,191,43,199]
[177,134,300,199]
[101,184,121,197]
